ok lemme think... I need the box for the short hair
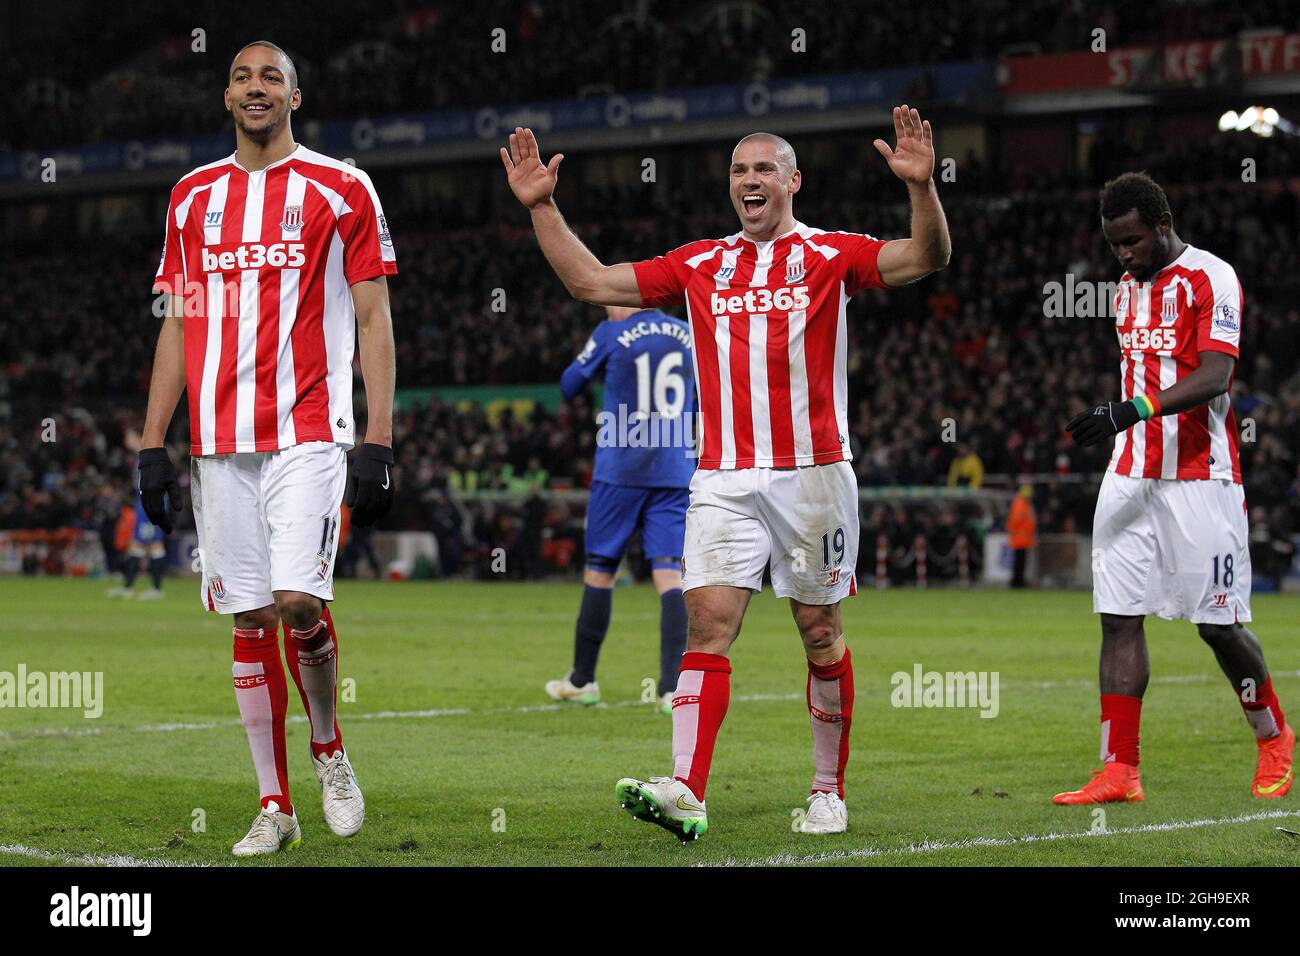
[230,40,298,89]
[1099,171,1171,228]
[733,132,797,174]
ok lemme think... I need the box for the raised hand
[873,105,935,185]
[500,127,564,209]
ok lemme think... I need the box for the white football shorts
[1092,471,1251,625]
[191,441,347,615]
[682,461,859,605]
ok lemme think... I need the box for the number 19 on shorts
[822,527,845,570]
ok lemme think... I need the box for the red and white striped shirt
[153,145,397,457]
[1109,244,1242,483]
[633,222,886,469]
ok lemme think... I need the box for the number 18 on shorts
[1092,472,1252,624]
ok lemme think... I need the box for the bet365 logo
[201,242,306,272]
[710,285,810,316]
[1117,327,1177,352]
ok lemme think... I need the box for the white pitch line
[0,844,209,868]
[0,693,799,740]
[702,809,1300,867]
[3,671,1297,741]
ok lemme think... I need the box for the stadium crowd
[3,0,1290,150]
[2,125,1298,581]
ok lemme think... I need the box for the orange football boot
[1052,761,1144,805]
[1253,722,1295,799]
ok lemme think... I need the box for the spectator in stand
[947,443,985,489]
[1007,484,1037,588]
[3,130,1299,574]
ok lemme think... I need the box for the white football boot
[615,775,708,842]
[232,801,301,856]
[544,673,600,705]
[657,692,673,715]
[799,791,848,834]
[315,749,365,836]
[137,588,165,601]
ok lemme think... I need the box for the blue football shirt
[561,310,697,489]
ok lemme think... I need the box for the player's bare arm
[137,293,186,532]
[348,276,397,527]
[352,276,395,448]
[140,293,186,449]
[500,126,642,307]
[1139,350,1234,417]
[1067,350,1235,447]
[873,106,952,287]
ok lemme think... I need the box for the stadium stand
[2,3,1298,584]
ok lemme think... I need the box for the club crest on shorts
[210,575,226,599]
[826,567,842,587]
[280,204,304,232]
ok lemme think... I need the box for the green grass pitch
[1,577,1298,866]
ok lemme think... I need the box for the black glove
[138,447,182,534]
[1066,401,1142,448]
[346,443,394,527]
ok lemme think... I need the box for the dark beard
[235,108,285,143]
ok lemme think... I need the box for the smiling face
[729,134,800,241]
[224,44,300,143]
[1101,208,1173,282]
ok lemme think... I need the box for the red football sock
[672,652,731,801]
[808,647,854,797]
[284,605,342,759]
[232,627,292,814]
[1241,675,1286,740]
[1100,693,1142,767]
